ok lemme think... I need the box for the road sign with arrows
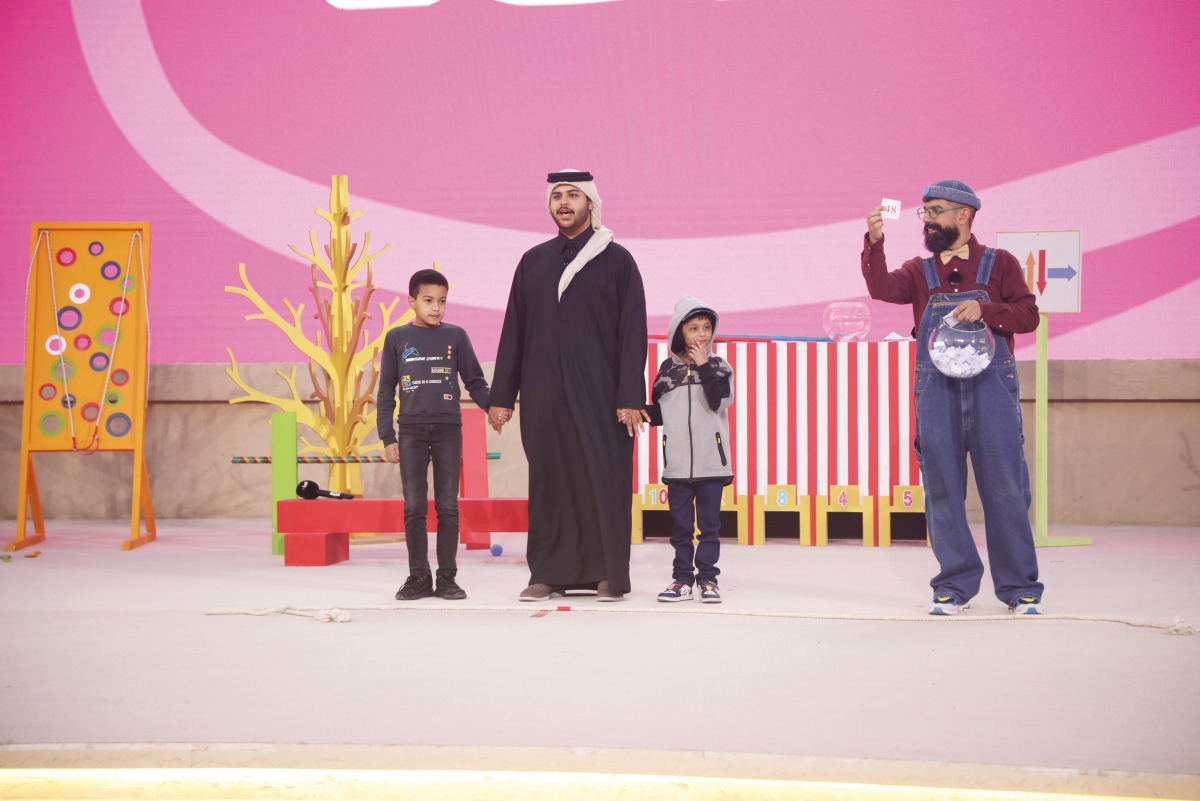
[996,230,1082,314]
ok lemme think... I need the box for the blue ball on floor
[490,543,503,557]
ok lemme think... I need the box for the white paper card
[881,198,902,220]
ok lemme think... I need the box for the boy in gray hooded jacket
[645,296,734,603]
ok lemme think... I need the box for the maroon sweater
[860,233,1039,353]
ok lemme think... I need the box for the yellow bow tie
[939,244,970,265]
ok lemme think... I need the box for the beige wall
[1,360,1197,526]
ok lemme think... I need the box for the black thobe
[491,227,648,594]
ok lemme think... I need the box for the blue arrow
[1047,264,1077,281]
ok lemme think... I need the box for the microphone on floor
[296,480,354,500]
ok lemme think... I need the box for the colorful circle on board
[74,334,92,350]
[89,352,110,372]
[105,390,122,407]
[120,275,137,292]
[50,357,76,382]
[69,283,91,304]
[57,248,76,266]
[61,393,77,409]
[89,241,104,256]
[111,368,129,386]
[38,411,65,436]
[106,413,132,438]
[97,325,119,348]
[45,335,67,356]
[57,307,82,331]
[81,403,101,423]
[39,383,57,401]
[100,261,122,280]
[109,298,130,317]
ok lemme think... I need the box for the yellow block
[758,484,809,545]
[636,484,751,545]
[877,484,928,547]
[630,493,643,544]
[814,485,875,547]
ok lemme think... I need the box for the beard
[924,221,958,253]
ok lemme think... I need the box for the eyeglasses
[916,205,968,220]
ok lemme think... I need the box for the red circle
[111,369,129,386]
[74,334,92,350]
[57,248,76,266]
[39,384,57,401]
[110,298,130,316]
[81,403,101,423]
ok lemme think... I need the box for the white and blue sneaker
[1010,595,1043,615]
[929,594,969,616]
[657,582,693,602]
[699,581,722,604]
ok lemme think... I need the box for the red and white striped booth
[632,338,927,546]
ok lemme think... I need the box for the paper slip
[881,198,902,220]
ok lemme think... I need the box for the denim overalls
[912,248,1043,606]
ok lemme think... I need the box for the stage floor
[1,519,1198,799]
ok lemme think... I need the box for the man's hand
[867,205,885,244]
[489,407,513,433]
[617,407,650,437]
[385,443,399,463]
[952,300,983,323]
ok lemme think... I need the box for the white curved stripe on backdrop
[72,0,1200,314]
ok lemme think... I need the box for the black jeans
[666,478,724,585]
[398,423,462,575]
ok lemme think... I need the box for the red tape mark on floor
[530,605,573,618]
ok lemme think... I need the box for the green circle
[119,275,138,292]
[50,357,76,382]
[105,390,123,407]
[96,324,121,349]
[38,410,65,437]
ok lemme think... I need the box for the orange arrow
[1025,251,1036,293]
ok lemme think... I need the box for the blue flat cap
[923,179,981,210]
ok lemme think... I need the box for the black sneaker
[395,573,434,601]
[434,575,467,600]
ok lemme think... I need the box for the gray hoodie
[647,295,734,483]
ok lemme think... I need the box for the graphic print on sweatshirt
[400,342,456,395]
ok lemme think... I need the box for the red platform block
[284,531,349,566]
[276,498,529,565]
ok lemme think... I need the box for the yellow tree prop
[225,175,409,495]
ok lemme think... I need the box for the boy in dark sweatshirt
[378,269,490,601]
[646,295,734,603]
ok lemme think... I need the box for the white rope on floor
[204,604,1196,635]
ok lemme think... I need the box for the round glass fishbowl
[928,314,995,378]
[822,302,871,342]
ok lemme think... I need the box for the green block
[270,411,298,554]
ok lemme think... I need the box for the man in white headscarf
[490,170,648,602]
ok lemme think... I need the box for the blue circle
[101,261,122,280]
[490,543,503,556]
[89,352,110,372]
[105,413,132,438]
[57,306,83,331]
[61,393,77,409]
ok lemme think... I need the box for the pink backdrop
[3,0,1198,363]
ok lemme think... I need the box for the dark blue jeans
[666,479,724,585]
[398,423,462,576]
[913,362,1043,607]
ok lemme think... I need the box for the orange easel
[10,223,155,551]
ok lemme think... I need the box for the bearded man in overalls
[863,180,1045,616]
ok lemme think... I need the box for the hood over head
[668,294,719,356]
